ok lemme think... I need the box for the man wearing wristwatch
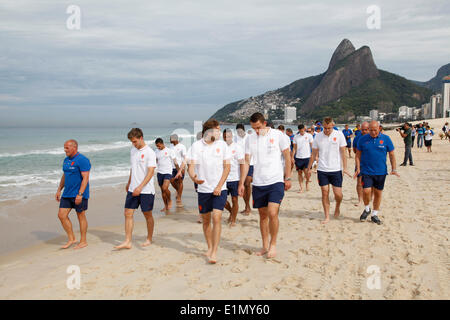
[238,113,292,259]
[56,139,91,249]
[354,121,400,225]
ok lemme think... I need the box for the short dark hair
[202,119,220,135]
[250,112,265,124]
[286,128,293,134]
[267,122,274,128]
[297,124,305,130]
[128,128,143,139]
[277,125,285,130]
[155,138,164,145]
[323,117,334,125]
[236,123,245,130]
[223,128,233,139]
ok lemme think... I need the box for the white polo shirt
[170,143,187,169]
[155,147,176,175]
[189,139,232,193]
[129,145,156,194]
[294,132,314,159]
[235,133,255,166]
[312,130,347,172]
[245,128,290,187]
[226,142,244,182]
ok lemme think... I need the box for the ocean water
[0,125,199,201]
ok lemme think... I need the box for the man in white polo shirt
[235,123,253,216]
[115,128,157,250]
[187,119,231,264]
[169,134,187,208]
[293,124,314,193]
[223,128,245,227]
[306,117,350,224]
[238,113,292,259]
[155,138,177,213]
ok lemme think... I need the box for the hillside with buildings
[210,39,440,123]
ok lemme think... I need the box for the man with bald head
[355,121,399,225]
[352,121,369,206]
[55,140,91,249]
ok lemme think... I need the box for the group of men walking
[55,113,399,264]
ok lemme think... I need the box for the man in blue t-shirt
[355,121,399,225]
[56,139,91,249]
[342,124,353,158]
[416,123,425,148]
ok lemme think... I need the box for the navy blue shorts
[361,174,386,190]
[197,190,228,214]
[172,168,185,180]
[252,182,285,208]
[317,171,343,187]
[226,181,239,197]
[157,173,172,187]
[59,197,88,213]
[346,139,352,148]
[295,158,310,171]
[124,192,155,212]
[247,165,254,177]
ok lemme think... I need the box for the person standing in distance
[155,138,177,213]
[355,121,399,225]
[235,123,253,216]
[397,122,414,166]
[352,122,369,207]
[115,128,156,249]
[342,124,353,158]
[292,124,314,193]
[187,119,231,264]
[56,139,91,249]
[238,113,292,259]
[169,134,187,208]
[306,117,350,224]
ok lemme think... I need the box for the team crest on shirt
[71,161,75,166]
[269,138,274,144]
[141,154,144,159]
[165,152,168,156]
[232,150,236,154]
[216,148,220,153]
[379,140,384,145]
[333,137,337,142]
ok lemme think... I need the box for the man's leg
[209,209,223,263]
[141,210,154,247]
[303,168,311,190]
[176,174,184,206]
[355,176,363,206]
[58,208,76,249]
[162,179,172,211]
[267,202,280,258]
[114,209,135,249]
[372,189,382,211]
[320,185,331,224]
[257,207,269,256]
[407,145,413,165]
[332,186,343,218]
[74,211,88,249]
[297,169,304,193]
[242,176,252,215]
[348,147,352,158]
[201,212,213,257]
[230,196,239,226]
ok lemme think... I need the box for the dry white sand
[0,118,448,300]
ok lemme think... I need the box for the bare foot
[353,201,362,207]
[114,241,132,250]
[334,208,341,218]
[204,249,212,257]
[267,246,277,259]
[256,248,268,256]
[197,219,202,224]
[241,209,251,216]
[208,254,217,264]
[141,239,152,247]
[297,189,303,194]
[74,242,88,250]
[160,208,167,212]
[61,240,76,249]
[321,218,330,224]
[229,222,236,227]
[176,200,183,208]
[168,200,172,209]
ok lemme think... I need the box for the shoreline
[0,117,448,299]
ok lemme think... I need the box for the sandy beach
[0,118,448,300]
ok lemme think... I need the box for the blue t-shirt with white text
[357,133,394,175]
[62,153,91,198]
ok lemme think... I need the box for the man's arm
[75,171,90,205]
[125,169,131,192]
[214,160,231,196]
[340,146,351,177]
[55,174,65,202]
[238,154,250,197]
[388,151,400,177]
[132,167,155,196]
[353,150,361,179]
[282,148,292,190]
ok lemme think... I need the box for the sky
[0,0,449,127]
